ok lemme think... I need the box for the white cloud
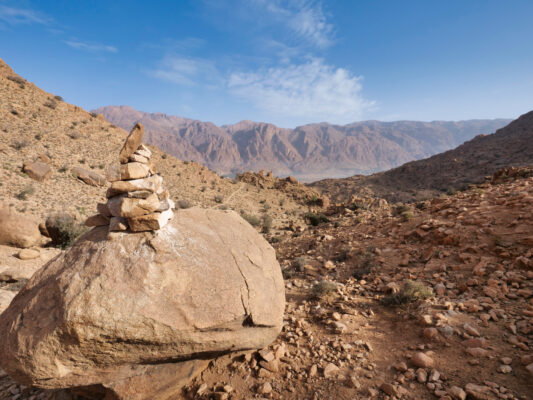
[0,5,50,26]
[228,58,375,125]
[253,0,333,48]
[64,40,117,53]
[151,55,219,86]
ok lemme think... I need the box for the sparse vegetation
[53,95,64,102]
[311,280,338,299]
[400,210,414,221]
[68,132,81,139]
[44,99,58,109]
[177,199,192,209]
[34,133,42,140]
[10,139,29,150]
[7,75,25,87]
[15,185,35,200]
[382,280,433,306]
[214,194,224,203]
[261,214,273,233]
[293,256,308,272]
[242,213,261,227]
[46,214,88,249]
[304,212,329,226]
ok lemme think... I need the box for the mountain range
[311,110,533,203]
[94,105,510,182]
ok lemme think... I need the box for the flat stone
[119,123,144,164]
[23,161,52,182]
[72,167,106,187]
[85,214,110,227]
[107,175,163,198]
[126,190,153,199]
[128,154,149,164]
[128,209,173,232]
[120,162,151,180]
[107,194,160,218]
[134,144,151,158]
[17,248,40,260]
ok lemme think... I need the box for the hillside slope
[311,111,533,203]
[0,58,321,230]
[94,105,510,181]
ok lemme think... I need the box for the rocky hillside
[94,105,510,182]
[311,111,533,203]
[0,58,325,235]
[2,166,532,399]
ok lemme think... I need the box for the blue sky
[1,0,532,128]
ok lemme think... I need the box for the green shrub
[45,214,88,249]
[242,213,261,227]
[44,99,57,109]
[261,214,273,233]
[382,280,433,306]
[7,75,25,87]
[11,139,29,150]
[304,212,329,226]
[311,281,338,299]
[15,185,35,200]
[400,210,414,222]
[54,95,64,101]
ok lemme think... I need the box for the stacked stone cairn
[85,123,175,232]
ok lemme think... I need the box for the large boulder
[0,208,285,395]
[0,206,41,248]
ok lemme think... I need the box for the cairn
[85,123,174,232]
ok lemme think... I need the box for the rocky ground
[1,57,532,399]
[1,168,532,399]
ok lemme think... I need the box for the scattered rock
[0,206,41,248]
[17,248,40,260]
[411,352,434,368]
[72,167,106,187]
[22,161,52,182]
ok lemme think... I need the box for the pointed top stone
[119,123,144,164]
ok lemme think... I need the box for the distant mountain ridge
[94,105,511,181]
[310,110,533,203]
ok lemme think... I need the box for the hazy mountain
[311,110,533,203]
[94,105,511,182]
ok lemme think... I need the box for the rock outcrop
[0,205,41,248]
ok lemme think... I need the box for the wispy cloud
[151,55,220,86]
[0,4,50,26]
[252,0,334,48]
[64,40,118,53]
[228,58,375,125]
